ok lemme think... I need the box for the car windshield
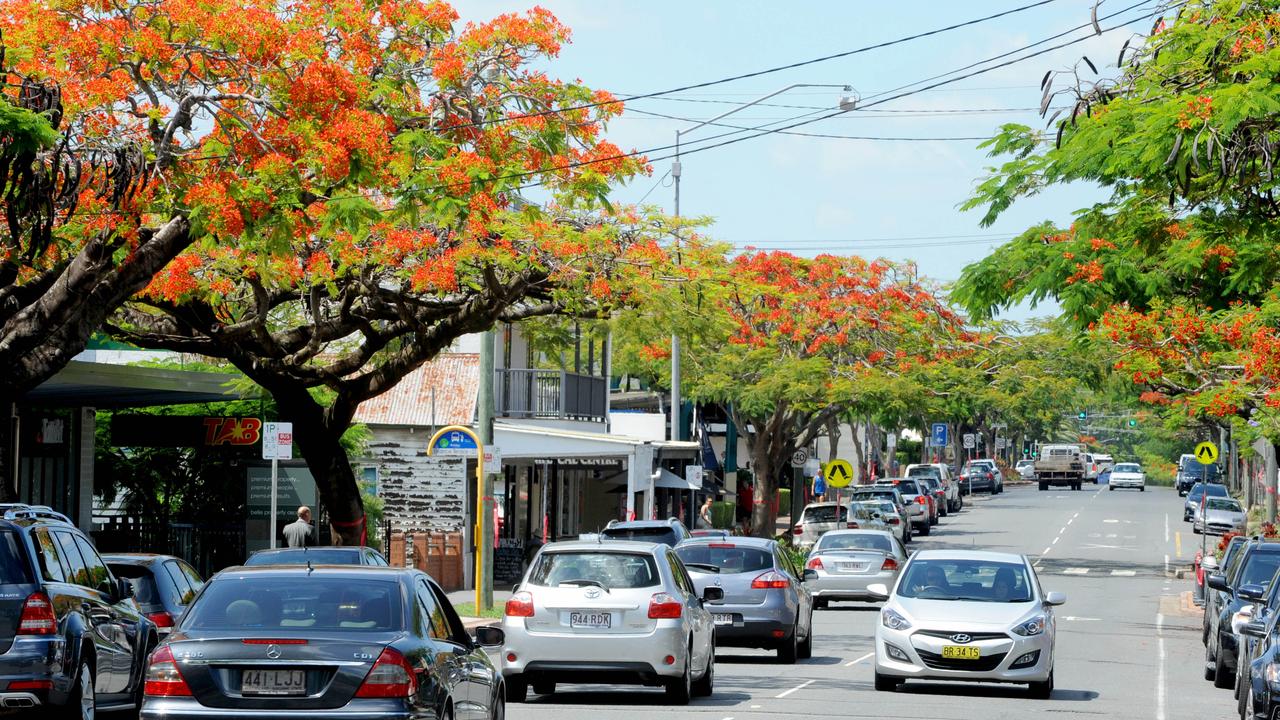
[245,549,360,565]
[802,505,846,524]
[601,527,677,543]
[1182,459,1220,477]
[1114,463,1141,473]
[851,490,895,504]
[815,533,892,553]
[183,577,401,631]
[907,467,940,479]
[674,544,773,574]
[1241,552,1280,588]
[530,551,660,588]
[897,558,1033,602]
[1207,498,1242,512]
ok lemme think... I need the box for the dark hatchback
[244,546,389,566]
[104,553,204,634]
[0,509,156,716]
[1206,539,1280,689]
[141,565,504,720]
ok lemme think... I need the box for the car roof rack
[0,503,73,525]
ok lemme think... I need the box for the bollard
[1193,549,1205,605]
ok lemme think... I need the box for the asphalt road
[507,484,1228,720]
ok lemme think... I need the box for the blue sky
[458,0,1158,320]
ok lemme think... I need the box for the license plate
[941,646,981,660]
[837,562,867,572]
[714,613,734,626]
[569,611,612,629]
[241,669,306,696]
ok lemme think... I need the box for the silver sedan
[1194,497,1246,535]
[805,530,907,609]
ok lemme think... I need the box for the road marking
[1165,513,1169,543]
[1165,554,1170,575]
[1104,519,1119,524]
[1064,567,1090,575]
[1111,569,1136,577]
[845,652,874,667]
[1062,616,1101,621]
[1073,512,1080,520]
[776,680,814,698]
[1052,537,1060,545]
[1176,532,1183,558]
[750,706,760,710]
[1156,613,1167,720]
[1042,546,1052,555]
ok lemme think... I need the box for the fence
[92,516,245,578]
[494,369,607,422]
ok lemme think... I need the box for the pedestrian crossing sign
[824,459,854,488]
[1195,441,1219,465]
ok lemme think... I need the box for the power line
[429,0,1064,135]
[622,107,1002,141]
[739,237,1013,252]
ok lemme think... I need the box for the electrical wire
[429,0,1065,135]
[622,106,1019,142]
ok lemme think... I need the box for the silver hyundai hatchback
[501,540,719,705]
[674,537,816,663]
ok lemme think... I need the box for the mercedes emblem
[265,644,282,659]
[949,633,973,644]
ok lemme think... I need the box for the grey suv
[0,504,156,716]
[601,518,692,547]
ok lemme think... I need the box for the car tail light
[751,571,790,589]
[145,611,175,629]
[916,496,927,506]
[846,521,859,529]
[17,593,55,635]
[887,516,901,525]
[144,646,192,697]
[354,647,417,698]
[793,524,804,535]
[881,557,899,571]
[986,472,994,479]
[648,592,684,619]
[505,591,535,618]
[807,557,824,570]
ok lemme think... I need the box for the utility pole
[478,330,496,612]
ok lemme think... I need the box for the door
[666,550,710,675]
[427,579,497,719]
[71,533,137,699]
[415,579,475,718]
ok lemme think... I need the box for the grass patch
[452,602,505,619]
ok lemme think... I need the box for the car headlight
[881,608,912,631]
[1266,663,1280,689]
[1012,615,1047,637]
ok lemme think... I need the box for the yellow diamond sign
[824,459,854,488]
[1195,441,1219,465]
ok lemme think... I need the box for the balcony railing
[495,369,607,422]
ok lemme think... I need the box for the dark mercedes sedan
[141,565,504,720]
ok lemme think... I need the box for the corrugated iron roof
[353,354,478,427]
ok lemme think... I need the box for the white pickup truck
[1034,444,1086,491]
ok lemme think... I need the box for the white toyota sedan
[870,550,1065,698]
[1109,462,1146,491]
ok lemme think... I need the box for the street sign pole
[270,457,278,549]
[427,425,486,611]
[263,422,293,549]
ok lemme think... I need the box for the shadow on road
[898,681,1098,702]
[521,688,752,706]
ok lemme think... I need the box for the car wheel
[1206,642,1218,682]
[692,645,714,698]
[1194,526,1202,535]
[532,681,555,696]
[1039,482,1048,491]
[491,688,506,720]
[1109,485,1114,491]
[665,652,692,704]
[777,625,798,664]
[1141,486,1146,492]
[1028,669,1054,699]
[874,672,899,692]
[918,522,930,537]
[1215,652,1234,689]
[798,615,813,660]
[505,676,527,703]
[59,661,94,720]
[1245,680,1256,720]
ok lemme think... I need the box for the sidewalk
[449,588,510,630]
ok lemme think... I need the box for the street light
[668,83,856,442]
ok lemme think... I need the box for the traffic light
[1077,411,1087,420]
[1127,418,1137,427]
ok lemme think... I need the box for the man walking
[283,506,315,548]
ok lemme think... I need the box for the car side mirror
[702,586,724,602]
[1202,556,1220,571]
[114,577,133,603]
[1239,583,1266,602]
[1242,618,1268,639]
[1207,573,1230,592]
[802,569,819,583]
[866,583,890,601]
[473,626,504,648]
[1043,591,1067,606]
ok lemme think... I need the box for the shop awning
[494,421,700,460]
[653,468,700,491]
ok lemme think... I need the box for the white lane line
[750,706,761,710]
[845,652,874,667]
[1165,513,1169,543]
[1042,546,1052,555]
[1111,570,1137,577]
[1156,613,1167,720]
[1164,554,1170,575]
[776,680,814,698]
[1052,537,1060,545]
[1073,512,1080,520]
[1104,519,1119,524]
[1063,568,1090,575]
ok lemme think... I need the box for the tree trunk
[0,399,14,503]
[749,440,778,539]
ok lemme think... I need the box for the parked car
[1178,453,1221,495]
[1015,459,1036,480]
[960,460,1004,495]
[1232,549,1280,717]
[905,463,962,513]
[601,518,692,547]
[917,477,950,518]
[103,553,203,634]
[690,528,730,539]
[847,501,892,534]
[1195,497,1247,536]
[675,536,814,662]
[804,530,907,609]
[1108,462,1146,491]
[792,502,848,549]
[1082,453,1102,483]
[874,478,932,536]
[243,545,389,566]
[1204,535,1249,646]
[503,540,718,703]
[141,565,504,719]
[0,504,157,716]
[1185,482,1232,522]
[847,488,912,544]
[870,549,1064,698]
[1093,454,1115,473]
[1205,539,1280,689]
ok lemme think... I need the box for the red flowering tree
[616,249,961,536]
[4,0,661,539]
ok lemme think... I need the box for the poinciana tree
[615,249,962,536]
[4,0,663,540]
